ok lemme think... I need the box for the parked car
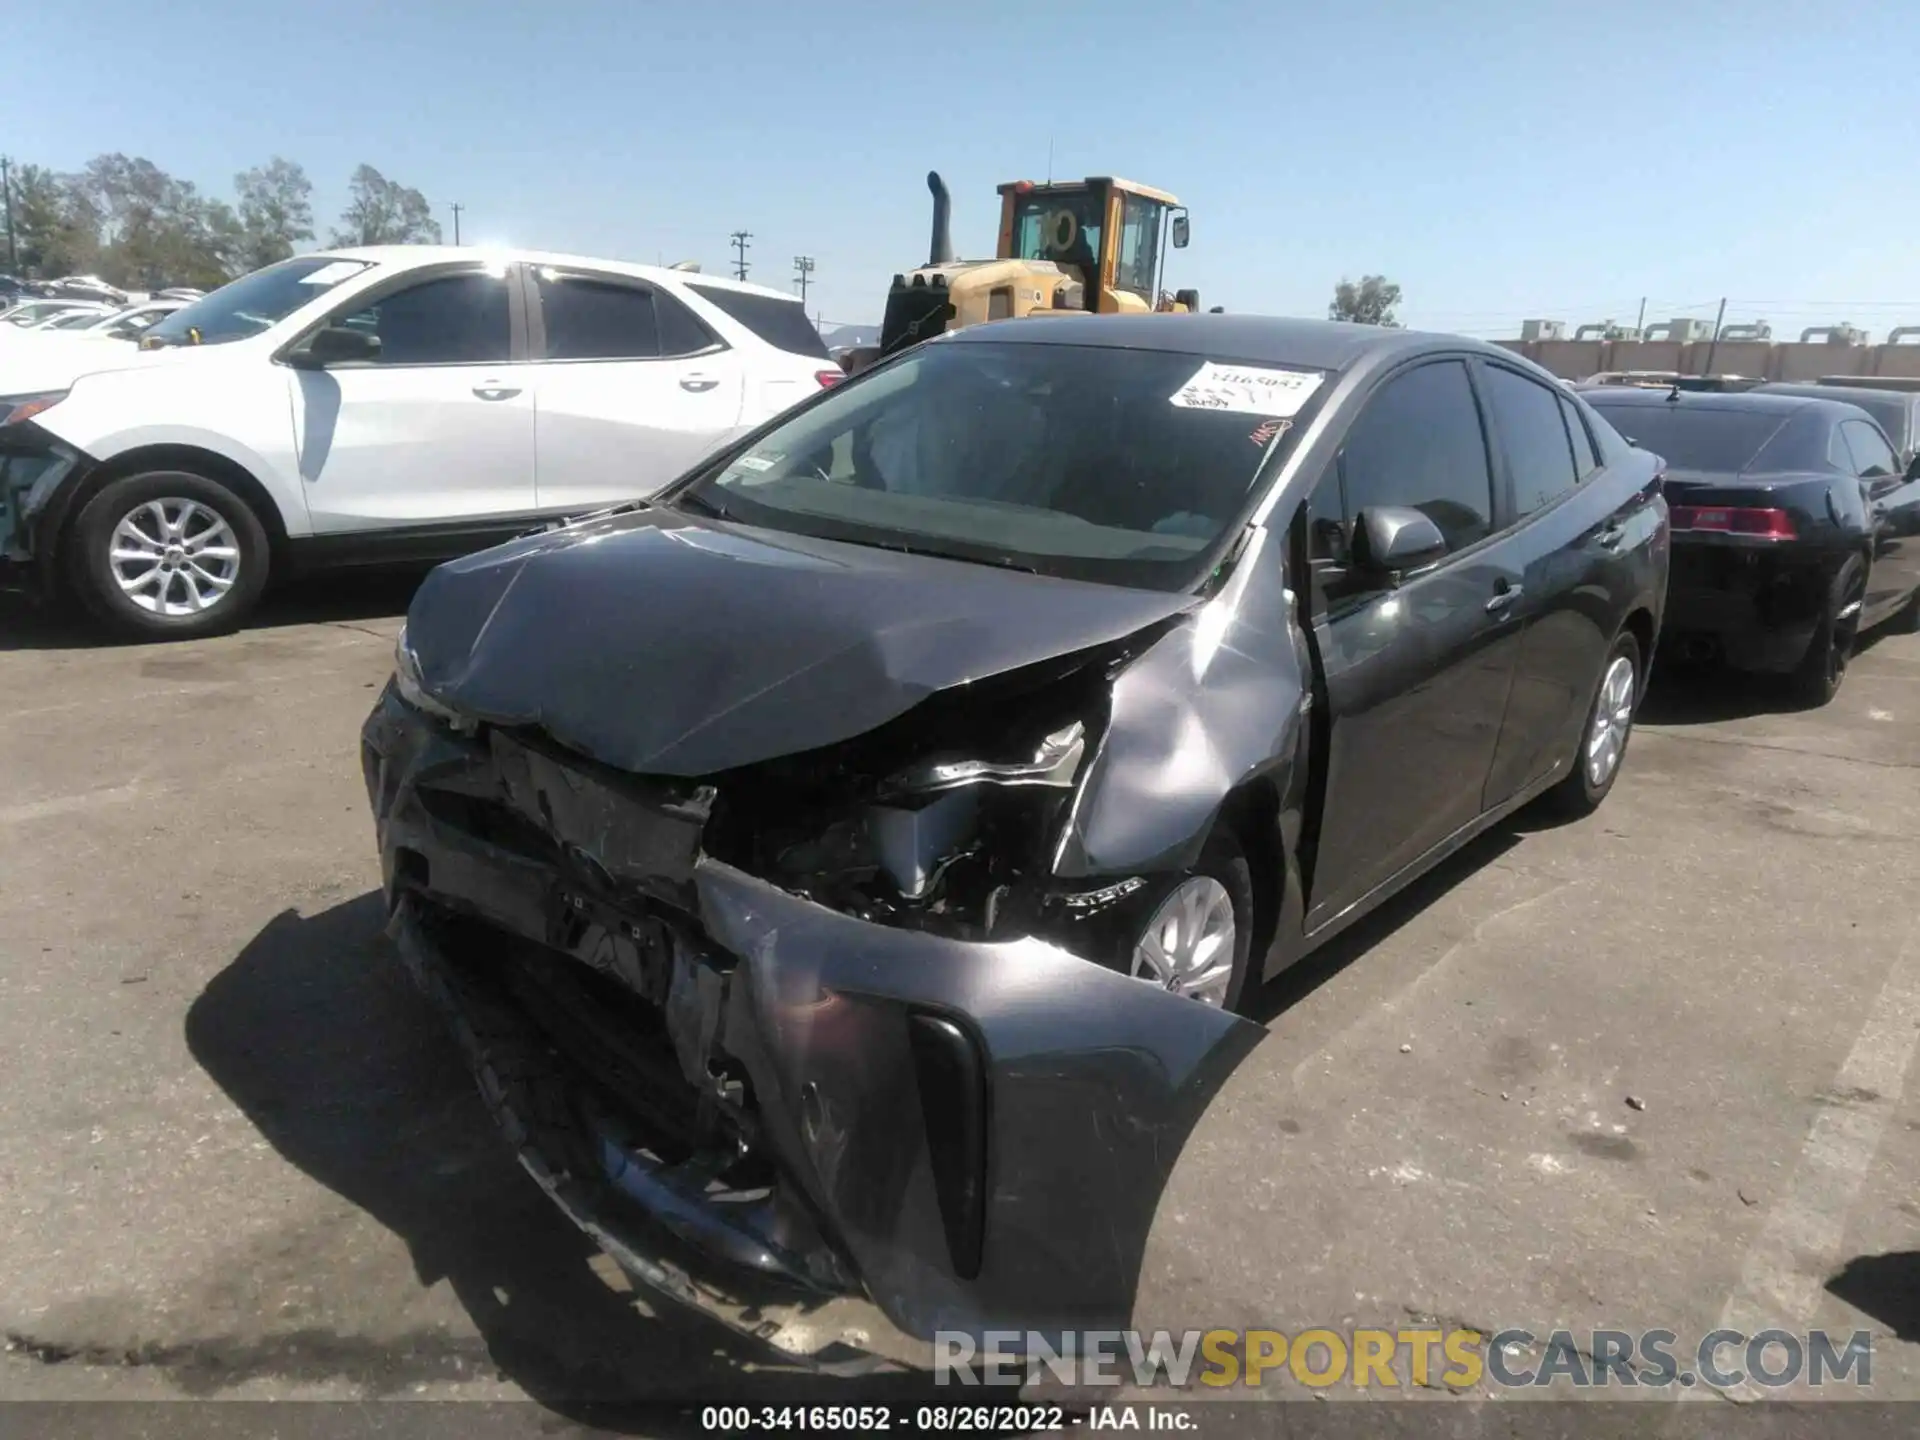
[1755,380,1920,470]
[361,315,1667,1355]
[1582,387,1920,703]
[44,274,129,306]
[27,304,122,333]
[0,247,843,637]
[40,299,187,342]
[0,298,104,328]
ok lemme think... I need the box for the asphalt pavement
[1,577,1916,1429]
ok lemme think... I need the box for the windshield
[1011,189,1104,281]
[1585,400,1791,473]
[44,309,106,329]
[141,256,374,348]
[677,339,1325,591]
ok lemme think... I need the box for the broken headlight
[882,721,1087,798]
[0,390,69,428]
[392,624,476,733]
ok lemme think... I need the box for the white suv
[0,247,842,637]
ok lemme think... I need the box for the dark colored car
[1583,387,1920,702]
[1754,381,1920,470]
[361,315,1668,1359]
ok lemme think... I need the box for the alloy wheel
[109,498,241,617]
[1585,654,1636,788]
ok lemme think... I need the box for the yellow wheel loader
[840,171,1200,375]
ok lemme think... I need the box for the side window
[1561,393,1600,477]
[1340,359,1495,553]
[537,275,660,360]
[1484,364,1579,516]
[653,288,721,358]
[1829,425,1858,474]
[1841,419,1899,480]
[333,273,511,365]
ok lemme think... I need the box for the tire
[1125,830,1257,1015]
[1543,630,1642,819]
[1790,554,1867,708]
[69,470,271,640]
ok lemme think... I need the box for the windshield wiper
[879,540,1039,574]
[674,489,733,521]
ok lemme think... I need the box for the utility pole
[1701,296,1728,377]
[1634,296,1646,337]
[730,231,752,281]
[793,255,814,304]
[1,157,15,270]
[450,203,464,245]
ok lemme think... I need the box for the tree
[78,153,237,288]
[331,164,441,247]
[234,157,314,273]
[1329,275,1402,327]
[4,163,99,277]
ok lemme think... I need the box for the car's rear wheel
[1791,555,1866,708]
[1126,831,1255,1014]
[71,471,270,640]
[1543,630,1642,818]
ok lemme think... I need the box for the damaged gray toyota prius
[361,314,1668,1365]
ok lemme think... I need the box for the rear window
[686,283,827,358]
[1583,401,1789,474]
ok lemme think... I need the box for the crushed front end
[0,403,83,596]
[361,658,1264,1363]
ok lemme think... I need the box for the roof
[1581,387,1860,418]
[310,245,804,303]
[944,313,1485,370]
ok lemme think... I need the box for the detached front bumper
[361,687,1263,1364]
[0,428,86,598]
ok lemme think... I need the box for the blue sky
[7,0,1918,338]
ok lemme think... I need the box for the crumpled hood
[405,506,1197,776]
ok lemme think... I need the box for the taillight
[1669,505,1797,539]
[814,369,844,388]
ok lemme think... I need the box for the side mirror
[289,324,381,368]
[1904,452,1920,483]
[1355,505,1447,579]
[1170,211,1190,249]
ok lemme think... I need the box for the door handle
[680,376,719,393]
[472,384,521,401]
[1485,582,1524,614]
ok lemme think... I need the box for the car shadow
[0,569,429,652]
[1826,1251,1920,1342]
[185,894,942,1428]
[1636,660,1796,726]
[1247,825,1525,1024]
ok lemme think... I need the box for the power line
[729,230,752,281]
[793,255,814,304]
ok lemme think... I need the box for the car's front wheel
[1543,629,1642,818]
[70,471,270,640]
[1126,831,1256,1014]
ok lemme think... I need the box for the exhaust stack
[927,171,954,266]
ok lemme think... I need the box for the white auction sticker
[1169,363,1324,417]
[732,453,779,473]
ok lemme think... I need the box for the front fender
[1054,525,1309,879]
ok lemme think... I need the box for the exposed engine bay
[700,634,1151,951]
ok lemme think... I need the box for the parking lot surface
[2,579,1917,1417]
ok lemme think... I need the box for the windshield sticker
[297,261,371,287]
[1249,417,1291,447]
[1170,363,1324,417]
[732,452,780,473]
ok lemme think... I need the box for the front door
[1300,357,1525,931]
[1839,417,1920,625]
[526,268,746,511]
[291,267,536,532]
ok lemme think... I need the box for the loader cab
[996,177,1189,313]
